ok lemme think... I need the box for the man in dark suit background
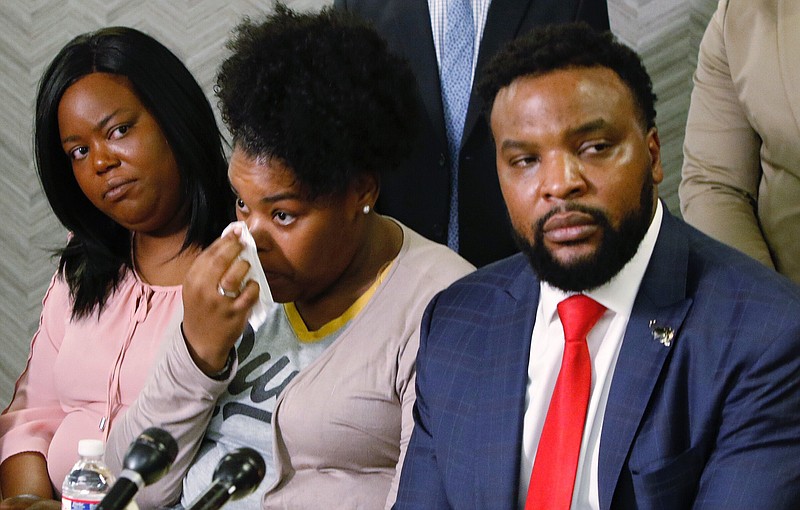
[334,0,609,267]
[394,24,800,509]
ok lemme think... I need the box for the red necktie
[526,294,607,510]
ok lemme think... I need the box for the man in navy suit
[395,24,800,509]
[334,0,609,267]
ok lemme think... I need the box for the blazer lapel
[597,210,694,510]
[392,0,448,147]
[776,0,800,132]
[463,0,534,142]
[475,257,539,508]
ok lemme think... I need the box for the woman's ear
[351,172,380,215]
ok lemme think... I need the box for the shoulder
[508,0,609,31]
[675,221,800,345]
[352,223,472,342]
[333,0,389,17]
[682,220,798,296]
[45,270,72,305]
[674,223,800,411]
[38,269,87,327]
[717,0,779,53]
[395,222,476,287]
[720,0,777,23]
[425,253,534,317]
[446,253,531,292]
[452,254,531,287]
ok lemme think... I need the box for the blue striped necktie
[440,0,474,252]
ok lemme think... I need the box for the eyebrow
[499,118,610,152]
[569,118,608,137]
[61,108,124,144]
[500,139,530,151]
[230,184,302,204]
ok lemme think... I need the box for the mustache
[534,202,610,232]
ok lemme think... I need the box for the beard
[514,172,654,292]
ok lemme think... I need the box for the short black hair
[216,4,419,199]
[478,23,657,130]
[35,27,233,317]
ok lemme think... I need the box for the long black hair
[35,27,234,318]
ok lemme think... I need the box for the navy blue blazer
[395,208,800,509]
[334,0,609,266]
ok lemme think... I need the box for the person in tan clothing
[680,0,800,284]
[104,6,474,509]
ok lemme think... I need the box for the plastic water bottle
[62,439,116,510]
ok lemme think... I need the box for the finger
[231,280,260,311]
[217,258,252,298]
[188,235,245,290]
[210,280,259,320]
[208,234,246,274]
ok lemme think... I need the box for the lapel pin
[649,320,675,347]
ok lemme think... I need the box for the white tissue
[221,221,275,330]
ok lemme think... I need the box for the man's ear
[647,127,664,185]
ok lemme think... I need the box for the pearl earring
[362,204,371,215]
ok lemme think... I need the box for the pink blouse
[0,269,182,491]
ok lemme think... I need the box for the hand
[0,495,59,510]
[182,228,260,374]
[0,453,53,509]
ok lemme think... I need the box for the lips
[542,211,599,244]
[103,177,136,201]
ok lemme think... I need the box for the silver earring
[362,204,371,215]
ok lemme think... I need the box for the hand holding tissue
[221,221,275,331]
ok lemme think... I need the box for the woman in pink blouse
[0,27,233,507]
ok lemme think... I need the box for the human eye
[273,210,296,226]
[109,124,131,140]
[235,197,250,214]
[510,154,540,169]
[68,146,89,161]
[580,140,612,155]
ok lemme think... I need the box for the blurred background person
[680,0,800,284]
[105,6,474,510]
[0,27,233,508]
[335,0,610,267]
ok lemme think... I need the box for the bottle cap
[77,439,105,457]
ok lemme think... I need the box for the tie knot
[557,295,606,343]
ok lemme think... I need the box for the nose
[91,142,120,174]
[539,152,587,201]
[243,213,273,251]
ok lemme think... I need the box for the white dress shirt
[518,201,664,509]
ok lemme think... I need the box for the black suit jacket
[334,0,610,266]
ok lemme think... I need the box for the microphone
[184,448,266,510]
[97,427,179,510]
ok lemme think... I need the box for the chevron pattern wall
[611,0,719,211]
[0,0,717,407]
